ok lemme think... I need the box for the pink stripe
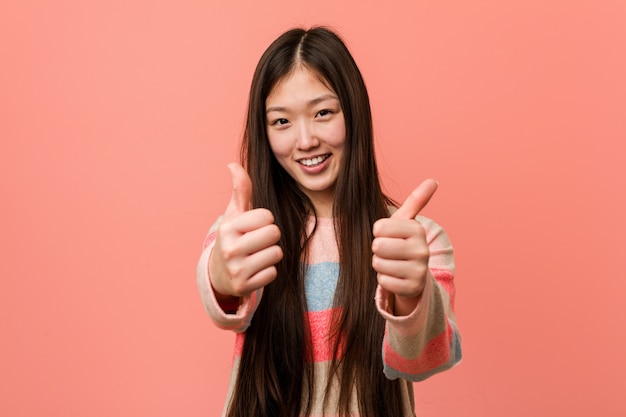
[431,268,456,308]
[305,217,339,264]
[307,309,342,362]
[232,308,343,362]
[384,325,452,374]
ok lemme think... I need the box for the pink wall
[2,1,625,416]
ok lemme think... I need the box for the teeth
[300,155,328,167]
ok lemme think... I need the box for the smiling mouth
[298,154,330,167]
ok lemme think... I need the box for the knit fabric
[197,215,461,416]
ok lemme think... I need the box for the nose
[296,122,319,150]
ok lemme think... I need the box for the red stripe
[232,309,343,362]
[307,309,342,362]
[384,325,452,374]
[432,268,456,309]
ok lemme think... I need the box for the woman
[197,26,461,417]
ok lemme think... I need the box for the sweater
[196,215,462,417]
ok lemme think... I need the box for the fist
[209,163,283,299]
[372,179,438,314]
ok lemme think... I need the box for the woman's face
[265,67,346,216]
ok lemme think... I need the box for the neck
[310,197,333,218]
[302,189,334,218]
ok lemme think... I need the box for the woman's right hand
[209,163,283,301]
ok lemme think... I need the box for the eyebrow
[266,94,339,114]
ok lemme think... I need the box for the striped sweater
[197,215,461,416]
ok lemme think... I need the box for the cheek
[267,134,290,160]
[328,120,347,148]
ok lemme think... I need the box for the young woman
[197,26,461,417]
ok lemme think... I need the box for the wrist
[208,250,240,308]
[392,293,422,317]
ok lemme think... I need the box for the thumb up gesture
[209,163,283,300]
[372,179,438,315]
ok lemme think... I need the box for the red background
[2,1,625,416]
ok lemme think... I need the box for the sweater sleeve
[196,216,263,333]
[375,215,462,382]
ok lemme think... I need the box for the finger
[372,217,425,239]
[222,208,276,235]
[236,223,281,255]
[392,179,438,220]
[234,266,279,296]
[372,237,428,260]
[377,273,425,299]
[246,258,282,290]
[229,245,283,289]
[224,162,253,218]
[372,256,424,279]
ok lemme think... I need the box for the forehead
[266,67,336,105]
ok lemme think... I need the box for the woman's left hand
[372,179,438,316]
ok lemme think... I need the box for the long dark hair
[228,26,403,417]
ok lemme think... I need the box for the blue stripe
[304,262,339,312]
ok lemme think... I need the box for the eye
[317,109,332,118]
[270,118,289,126]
